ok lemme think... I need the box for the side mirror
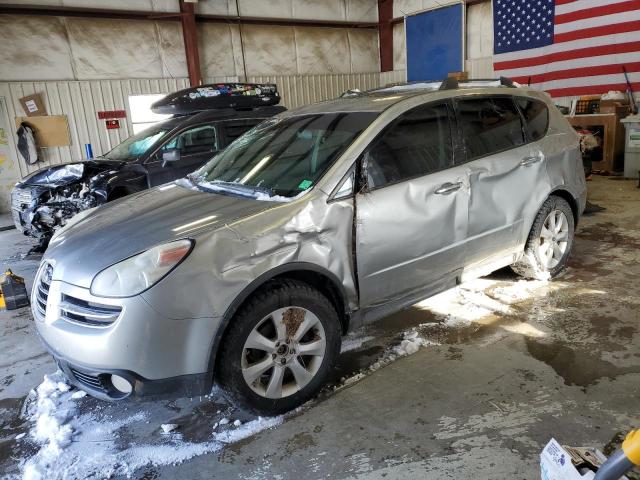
[161,148,180,167]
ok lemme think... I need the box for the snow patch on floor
[341,334,375,353]
[491,280,550,304]
[338,329,438,389]
[19,372,283,479]
[416,278,550,327]
[336,277,551,390]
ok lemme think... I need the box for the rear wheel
[512,196,575,280]
[216,280,341,415]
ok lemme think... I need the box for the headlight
[90,239,193,297]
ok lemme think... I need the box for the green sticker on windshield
[298,179,313,190]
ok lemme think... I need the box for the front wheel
[512,196,575,280]
[216,280,341,415]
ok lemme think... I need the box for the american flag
[492,0,640,98]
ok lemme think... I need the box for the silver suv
[33,81,586,414]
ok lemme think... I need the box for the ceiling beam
[0,4,378,29]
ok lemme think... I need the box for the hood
[45,182,277,288]
[20,160,124,187]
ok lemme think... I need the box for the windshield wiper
[189,176,277,198]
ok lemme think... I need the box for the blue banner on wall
[406,4,463,82]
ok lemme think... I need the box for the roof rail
[440,76,519,90]
[340,89,364,98]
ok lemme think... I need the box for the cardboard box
[600,99,630,115]
[19,94,47,117]
[15,115,71,147]
[540,439,595,480]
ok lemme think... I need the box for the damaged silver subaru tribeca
[33,80,586,415]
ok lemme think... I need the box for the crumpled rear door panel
[465,142,551,267]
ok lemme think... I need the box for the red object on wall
[98,110,126,119]
[105,119,120,129]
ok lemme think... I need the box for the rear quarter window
[515,97,549,141]
[456,96,525,161]
[223,119,263,145]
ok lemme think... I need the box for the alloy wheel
[241,307,326,399]
[538,209,569,269]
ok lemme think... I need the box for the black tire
[216,279,341,416]
[512,196,575,280]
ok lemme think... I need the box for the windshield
[102,126,170,161]
[188,112,378,199]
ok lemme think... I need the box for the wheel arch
[208,263,352,374]
[548,187,580,225]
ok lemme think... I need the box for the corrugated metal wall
[1,72,386,179]
[0,77,232,177]
[379,70,407,86]
[245,72,382,109]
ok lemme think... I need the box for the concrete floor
[1,176,639,479]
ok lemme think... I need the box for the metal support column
[378,0,394,72]
[180,0,202,87]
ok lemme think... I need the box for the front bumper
[33,264,221,399]
[44,342,212,401]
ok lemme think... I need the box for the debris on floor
[1,269,29,310]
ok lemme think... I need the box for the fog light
[110,374,132,394]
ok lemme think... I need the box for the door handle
[435,181,462,195]
[520,154,543,166]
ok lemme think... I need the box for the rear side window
[515,97,549,141]
[223,119,263,145]
[364,102,453,189]
[456,96,525,160]
[162,124,219,155]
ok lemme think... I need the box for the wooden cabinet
[564,107,627,172]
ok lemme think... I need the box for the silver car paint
[34,87,586,389]
[356,162,470,308]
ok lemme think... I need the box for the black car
[11,83,285,248]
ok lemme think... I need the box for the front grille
[59,295,121,327]
[33,263,53,320]
[33,262,121,326]
[69,368,108,393]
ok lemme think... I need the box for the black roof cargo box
[151,83,280,115]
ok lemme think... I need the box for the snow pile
[19,372,284,480]
[160,424,178,435]
[393,330,434,357]
[22,372,75,480]
[338,329,438,389]
[490,279,549,304]
[341,334,375,353]
[214,416,282,444]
